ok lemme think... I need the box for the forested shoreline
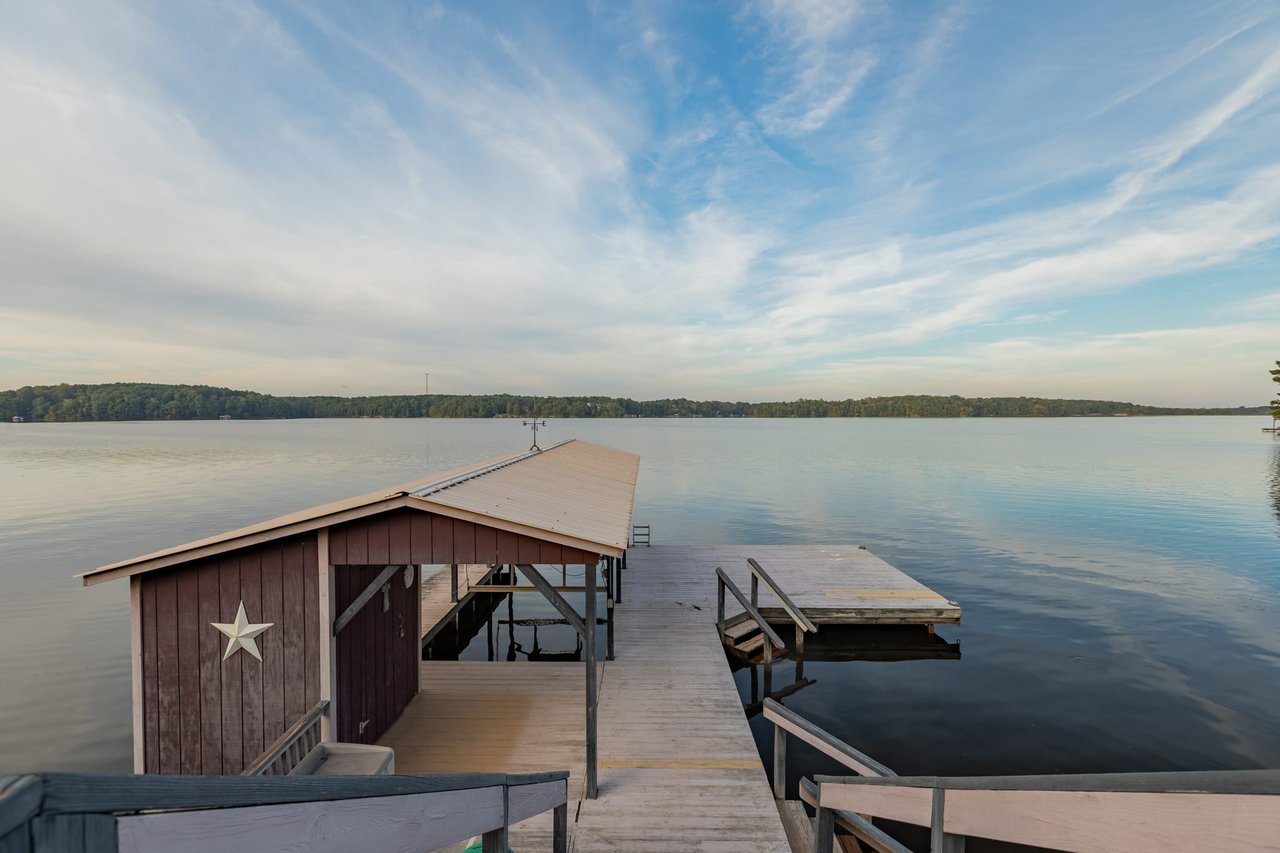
[0,383,1268,422]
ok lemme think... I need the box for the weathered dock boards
[396,545,956,851]
[381,662,593,799]
[571,549,792,852]
[698,544,961,626]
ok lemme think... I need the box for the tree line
[0,383,1269,422]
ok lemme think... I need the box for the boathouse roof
[79,438,640,585]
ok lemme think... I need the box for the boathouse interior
[79,439,638,791]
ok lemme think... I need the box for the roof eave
[79,495,411,586]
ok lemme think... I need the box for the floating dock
[396,543,960,850]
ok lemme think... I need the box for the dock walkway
[390,544,957,850]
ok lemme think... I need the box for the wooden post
[606,597,615,662]
[751,573,759,608]
[931,787,945,853]
[935,781,965,853]
[815,804,835,853]
[763,642,773,697]
[553,802,568,853]
[317,529,335,742]
[450,563,458,603]
[130,576,145,773]
[795,622,805,656]
[585,558,598,800]
[615,555,623,604]
[482,784,509,852]
[772,726,787,800]
[716,575,726,635]
[605,557,615,662]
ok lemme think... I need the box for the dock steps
[732,631,770,656]
[722,618,761,642]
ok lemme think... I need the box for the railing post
[772,725,787,800]
[815,803,835,853]
[450,563,459,603]
[931,787,945,853]
[585,558,599,799]
[553,802,569,853]
[716,573,726,635]
[795,621,805,655]
[751,573,759,608]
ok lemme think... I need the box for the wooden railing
[746,558,817,652]
[765,701,1280,852]
[242,699,329,776]
[0,770,571,853]
[716,567,785,665]
[810,769,1280,853]
[764,697,916,852]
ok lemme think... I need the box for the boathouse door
[333,564,422,743]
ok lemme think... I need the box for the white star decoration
[211,601,274,662]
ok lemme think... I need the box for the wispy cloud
[750,0,875,136]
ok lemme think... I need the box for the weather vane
[523,418,547,451]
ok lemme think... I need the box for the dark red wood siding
[334,564,420,744]
[138,534,320,775]
[329,509,595,566]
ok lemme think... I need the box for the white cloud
[750,0,875,136]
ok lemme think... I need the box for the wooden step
[734,633,768,654]
[723,619,761,642]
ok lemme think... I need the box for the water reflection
[1271,440,1280,532]
[735,626,961,718]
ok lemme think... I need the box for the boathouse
[79,439,639,793]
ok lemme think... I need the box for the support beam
[585,558,599,800]
[513,565,587,638]
[317,530,334,742]
[333,564,401,636]
[130,576,144,773]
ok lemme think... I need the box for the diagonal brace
[514,564,587,638]
[334,564,402,635]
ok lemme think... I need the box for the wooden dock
[393,544,957,850]
[702,544,961,627]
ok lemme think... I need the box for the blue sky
[1,1,1277,406]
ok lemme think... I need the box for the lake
[1,417,1277,789]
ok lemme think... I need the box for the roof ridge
[404,438,575,499]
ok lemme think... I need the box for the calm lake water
[1,418,1277,792]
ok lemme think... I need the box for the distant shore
[0,382,1269,423]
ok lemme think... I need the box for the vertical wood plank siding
[334,563,420,744]
[139,535,321,774]
[329,509,593,566]
[136,509,592,774]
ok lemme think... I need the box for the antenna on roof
[522,418,547,451]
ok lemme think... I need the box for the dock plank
[393,545,956,850]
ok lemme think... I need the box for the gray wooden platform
[398,545,958,851]
[685,544,961,626]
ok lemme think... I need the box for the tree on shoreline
[1271,360,1280,424]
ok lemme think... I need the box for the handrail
[799,778,909,853]
[763,698,895,780]
[3,771,571,853]
[242,699,329,776]
[746,558,817,634]
[812,770,1280,853]
[715,567,785,650]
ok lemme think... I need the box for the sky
[1,1,1278,406]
